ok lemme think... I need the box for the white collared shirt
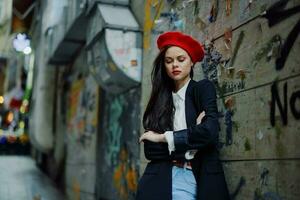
[164,79,196,160]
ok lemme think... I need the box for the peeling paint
[201,41,222,86]
[253,35,281,66]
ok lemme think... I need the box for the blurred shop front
[0,0,34,156]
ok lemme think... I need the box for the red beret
[157,31,205,63]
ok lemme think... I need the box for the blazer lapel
[185,80,197,128]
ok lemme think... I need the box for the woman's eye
[178,58,185,62]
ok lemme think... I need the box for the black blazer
[136,79,230,200]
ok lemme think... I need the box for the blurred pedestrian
[136,31,230,200]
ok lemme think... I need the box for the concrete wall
[0,0,12,95]
[29,1,56,153]
[63,50,99,200]
[131,0,145,28]
[139,0,300,199]
[0,0,12,56]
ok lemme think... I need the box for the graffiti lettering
[270,82,288,126]
[224,109,233,146]
[290,90,300,119]
[262,0,300,70]
[270,81,300,126]
[260,168,269,186]
[222,80,245,94]
[230,176,246,200]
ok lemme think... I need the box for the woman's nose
[172,60,179,68]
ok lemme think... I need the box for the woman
[136,31,230,200]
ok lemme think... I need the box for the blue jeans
[172,166,197,200]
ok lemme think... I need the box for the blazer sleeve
[143,140,171,160]
[173,79,220,152]
[143,140,186,161]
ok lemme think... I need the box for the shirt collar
[172,79,191,101]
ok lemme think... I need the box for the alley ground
[0,156,66,200]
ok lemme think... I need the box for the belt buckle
[184,161,192,170]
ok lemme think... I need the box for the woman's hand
[139,131,166,143]
[197,111,206,125]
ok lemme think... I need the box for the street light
[0,96,4,104]
[23,46,32,55]
[12,33,32,55]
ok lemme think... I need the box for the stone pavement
[0,156,66,200]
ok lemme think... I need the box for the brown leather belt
[172,160,192,170]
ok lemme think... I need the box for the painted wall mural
[104,95,124,167]
[113,147,138,200]
[64,72,100,199]
[67,75,99,148]
[97,88,140,200]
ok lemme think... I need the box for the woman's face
[164,46,193,83]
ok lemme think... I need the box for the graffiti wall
[96,87,140,200]
[141,0,300,199]
[64,51,100,200]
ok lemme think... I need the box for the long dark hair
[143,47,174,133]
[143,46,194,133]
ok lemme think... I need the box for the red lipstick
[172,70,181,75]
